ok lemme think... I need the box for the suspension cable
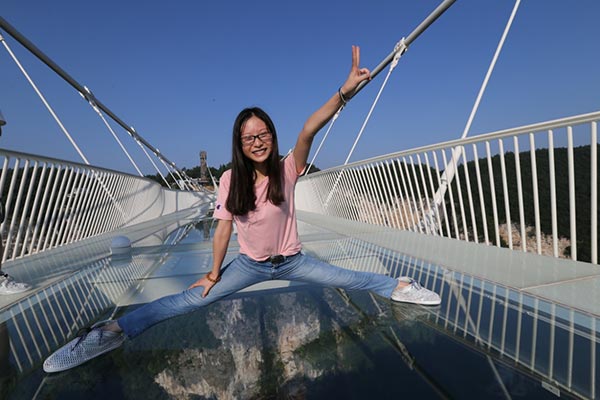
[207,166,218,191]
[1,33,128,218]
[0,17,192,189]
[344,39,407,165]
[82,86,144,176]
[432,0,521,209]
[134,135,171,188]
[304,107,343,176]
[307,39,406,176]
[305,0,456,174]
[159,157,183,190]
[171,167,188,190]
[323,40,407,207]
[461,0,521,141]
[0,34,90,165]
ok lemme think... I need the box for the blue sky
[1,0,599,175]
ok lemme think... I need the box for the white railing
[0,149,215,263]
[307,236,596,399]
[297,110,600,264]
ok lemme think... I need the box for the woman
[43,46,440,373]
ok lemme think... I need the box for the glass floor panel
[7,289,575,399]
[0,218,597,399]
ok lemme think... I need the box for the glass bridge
[0,209,597,399]
[1,6,599,399]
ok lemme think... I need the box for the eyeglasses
[240,132,272,146]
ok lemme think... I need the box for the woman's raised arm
[293,45,371,174]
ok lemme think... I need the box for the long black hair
[226,107,284,216]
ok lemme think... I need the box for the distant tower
[199,151,209,184]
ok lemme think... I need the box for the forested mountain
[448,145,599,262]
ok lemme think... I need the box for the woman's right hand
[189,272,219,298]
[340,45,371,99]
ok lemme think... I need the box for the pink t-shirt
[213,155,302,261]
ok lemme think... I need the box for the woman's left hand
[188,273,220,298]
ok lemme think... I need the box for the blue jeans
[118,252,398,338]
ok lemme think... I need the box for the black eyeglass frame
[240,132,272,146]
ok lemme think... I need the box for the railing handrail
[303,109,600,178]
[0,147,151,181]
[297,110,600,264]
[0,16,184,176]
[0,149,215,263]
[0,146,215,197]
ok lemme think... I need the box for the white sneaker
[0,274,31,295]
[391,277,441,306]
[43,320,125,373]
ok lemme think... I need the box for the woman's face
[240,116,273,167]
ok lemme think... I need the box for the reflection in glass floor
[0,219,597,399]
[8,289,573,399]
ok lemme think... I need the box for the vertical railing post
[567,126,577,260]
[296,111,600,264]
[547,130,558,255]
[591,122,598,264]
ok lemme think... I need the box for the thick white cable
[82,87,144,176]
[157,152,196,190]
[307,40,407,175]
[160,157,184,190]
[167,160,199,191]
[461,1,521,140]
[207,167,218,191]
[282,148,293,160]
[173,165,198,191]
[432,0,521,209]
[2,34,183,195]
[304,107,343,175]
[134,135,171,188]
[0,34,90,165]
[324,40,407,207]
[344,39,407,165]
[1,35,128,218]
[158,158,177,188]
